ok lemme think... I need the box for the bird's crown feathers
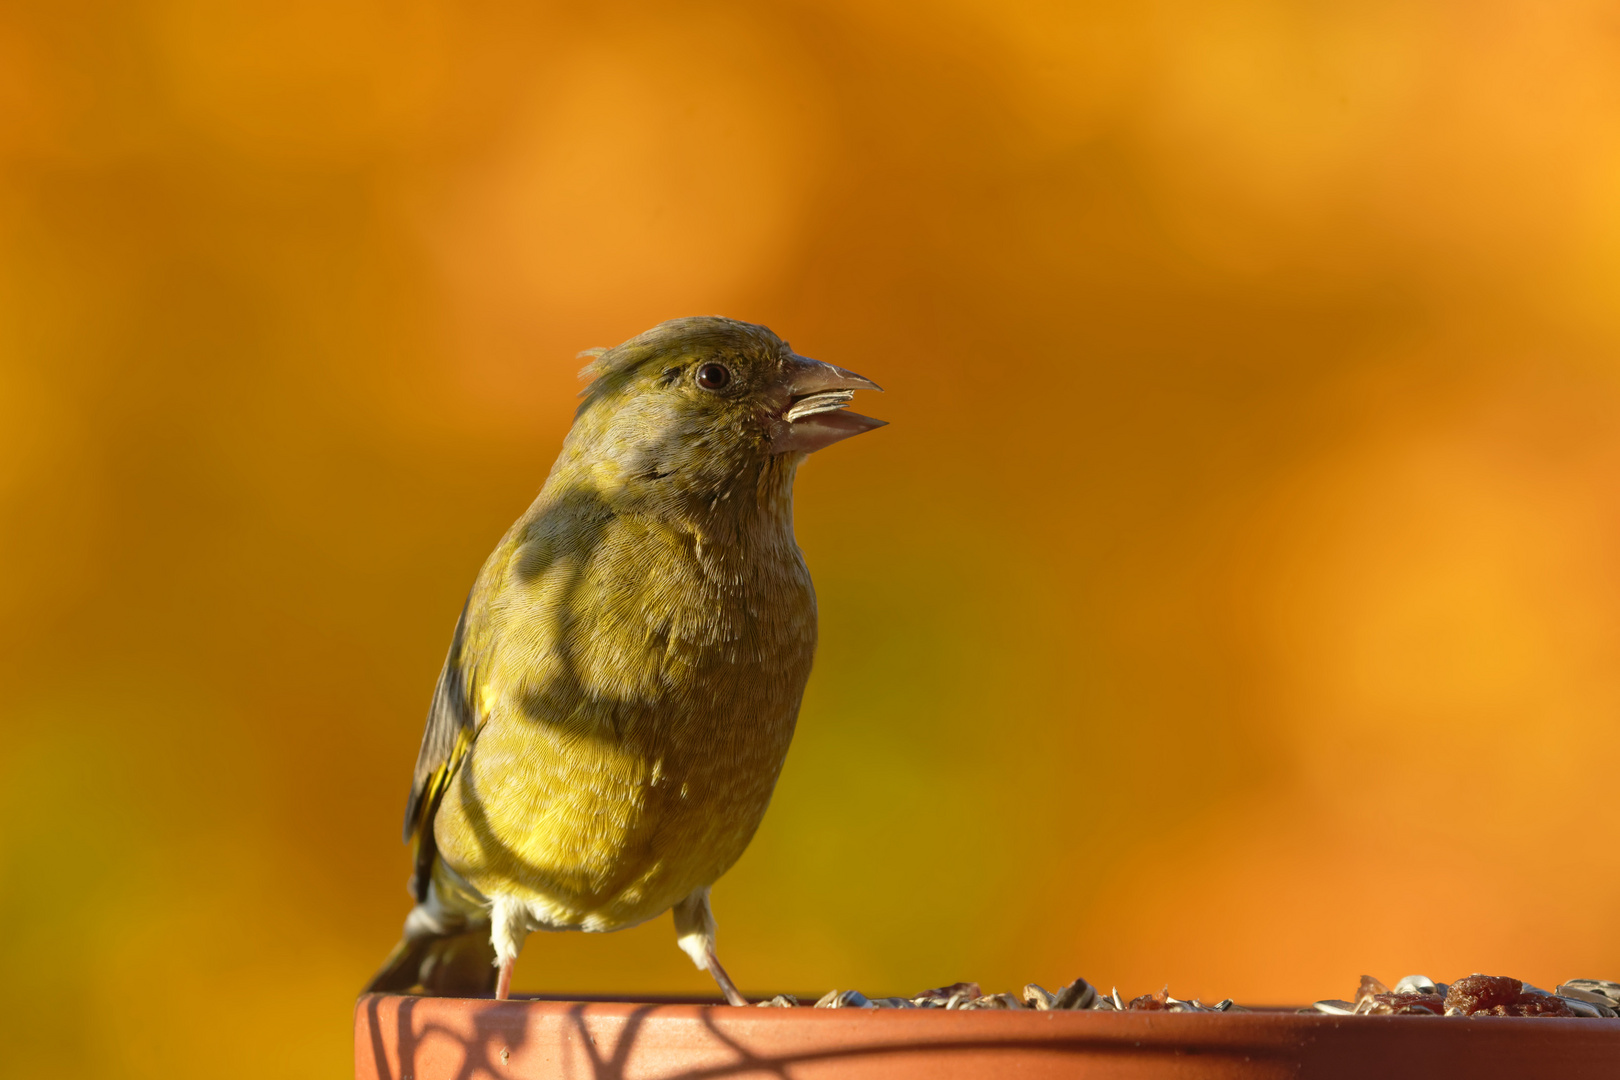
[575,316,789,408]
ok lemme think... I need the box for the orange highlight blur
[4,2,1620,1074]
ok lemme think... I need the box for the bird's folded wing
[403,596,483,903]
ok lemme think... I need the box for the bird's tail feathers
[364,926,496,996]
[364,872,495,997]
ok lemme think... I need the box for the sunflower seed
[753,994,798,1008]
[1164,994,1210,1013]
[1392,975,1438,996]
[1051,978,1097,1010]
[1022,984,1057,1010]
[911,982,981,1009]
[962,993,1024,1010]
[815,990,873,1009]
[1556,996,1612,1019]
[1558,980,1620,1009]
[784,390,857,422]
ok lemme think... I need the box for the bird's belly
[433,691,798,931]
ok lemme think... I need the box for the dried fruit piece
[1443,974,1577,1017]
[1509,996,1578,1018]
[1360,993,1446,1016]
[1445,974,1522,1014]
[1127,987,1170,1011]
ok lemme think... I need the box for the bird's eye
[695,363,732,391]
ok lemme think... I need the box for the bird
[364,316,885,1003]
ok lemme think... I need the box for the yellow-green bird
[365,316,884,1002]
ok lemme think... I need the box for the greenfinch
[365,316,884,1002]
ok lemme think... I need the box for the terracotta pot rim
[356,991,1620,1080]
[359,991,1620,1018]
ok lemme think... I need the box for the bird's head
[558,317,884,507]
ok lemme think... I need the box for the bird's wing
[402,595,483,903]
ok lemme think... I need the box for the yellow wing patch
[407,722,482,902]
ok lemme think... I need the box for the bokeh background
[5,0,1620,1074]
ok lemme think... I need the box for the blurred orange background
[6,0,1620,1075]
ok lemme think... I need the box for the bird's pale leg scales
[495,957,514,1001]
[673,886,749,1006]
[705,946,749,1007]
[490,894,527,1001]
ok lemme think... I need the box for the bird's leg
[704,945,749,1007]
[495,956,514,1001]
[490,895,527,1002]
[673,886,749,1006]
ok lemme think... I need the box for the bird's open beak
[769,356,887,454]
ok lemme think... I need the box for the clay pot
[355,992,1620,1079]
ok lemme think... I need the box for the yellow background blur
[5,1,1620,1075]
